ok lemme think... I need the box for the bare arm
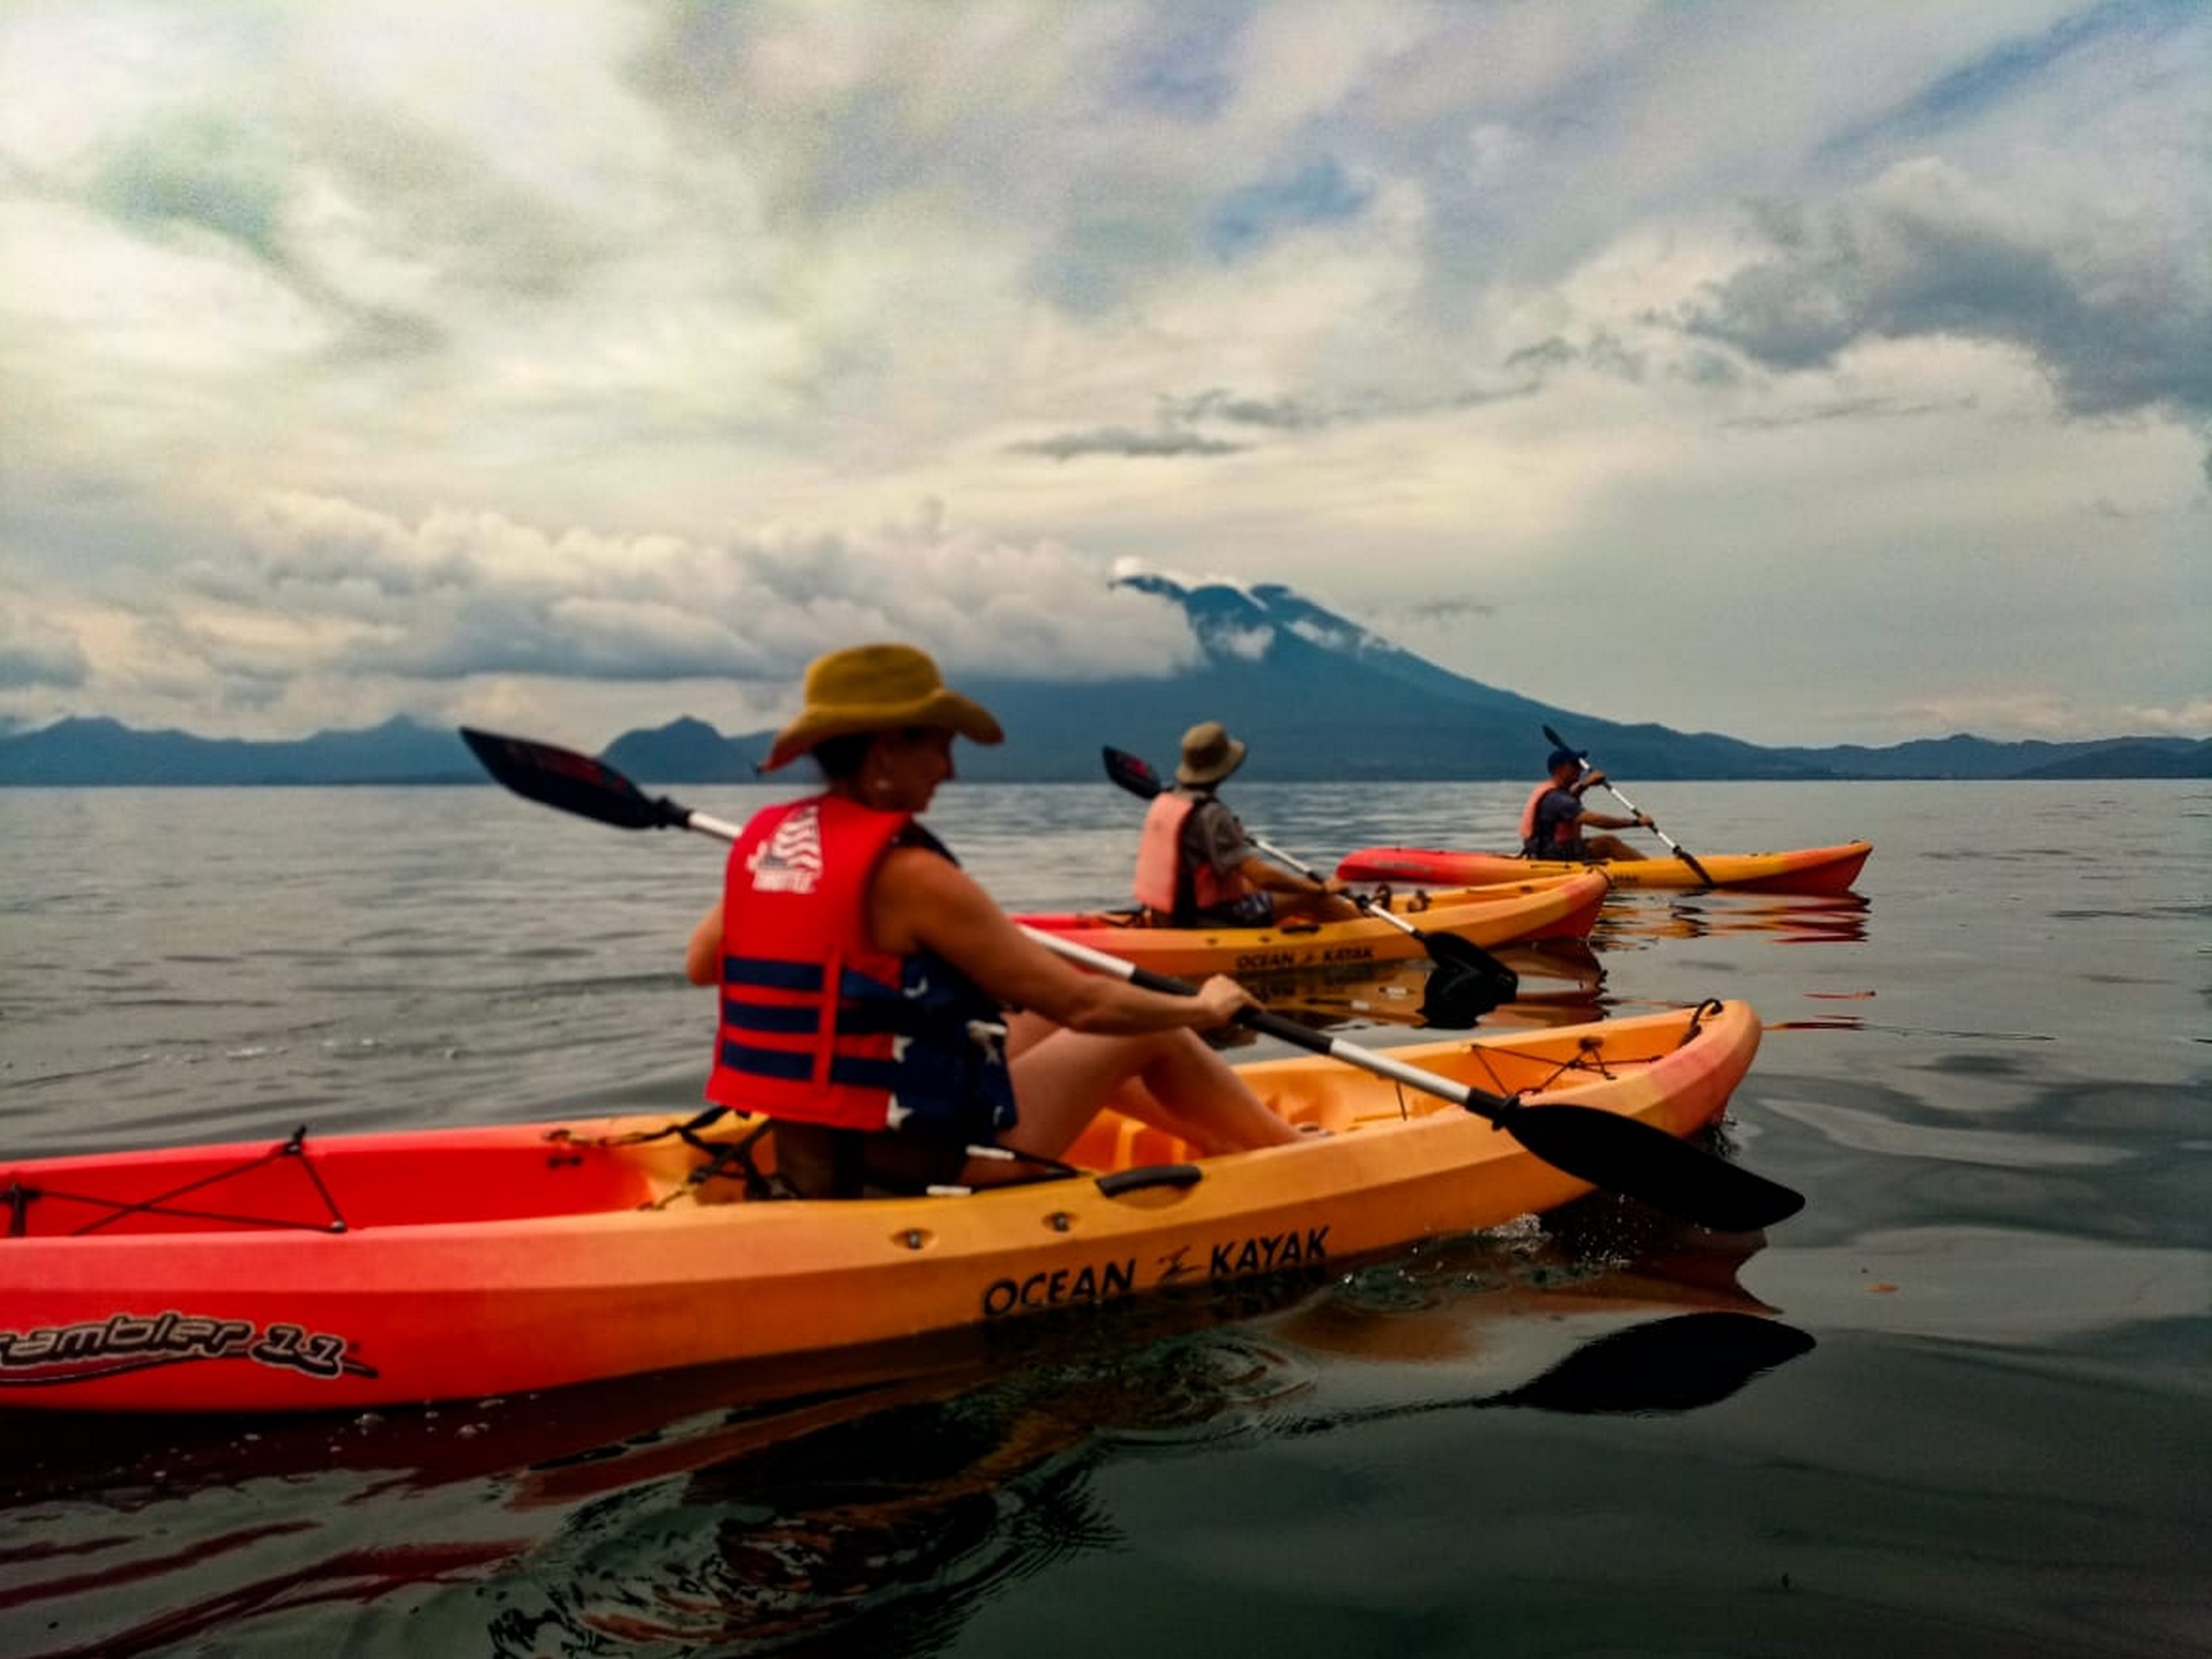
[1235,854,1345,899]
[1574,807,1651,832]
[1569,772,1649,831]
[873,847,1252,1033]
[684,903,721,986]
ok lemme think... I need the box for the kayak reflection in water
[1522,744,1652,861]
[683,644,1308,1199]
[1131,720,1361,926]
[485,1260,1812,1656]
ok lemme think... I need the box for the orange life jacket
[1133,791,1252,920]
[704,794,1014,1139]
[1522,780,1594,857]
[1518,781,1554,850]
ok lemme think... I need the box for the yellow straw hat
[1176,720,1247,786]
[762,643,1004,772]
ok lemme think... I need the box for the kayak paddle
[1034,925,1802,1232]
[1099,746,1519,1022]
[461,727,1805,1233]
[1542,722,1716,887]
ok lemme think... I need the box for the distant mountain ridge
[0,715,480,786]
[3,579,2204,784]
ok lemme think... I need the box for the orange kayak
[1337,842,1872,896]
[0,1001,1758,1414]
[1015,872,1610,978]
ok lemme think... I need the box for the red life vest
[1133,791,1252,918]
[703,794,1014,1139]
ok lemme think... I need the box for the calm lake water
[2,779,2206,1657]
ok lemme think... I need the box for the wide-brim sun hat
[1177,720,1248,786]
[762,643,1004,772]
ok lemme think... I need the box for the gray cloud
[1720,394,1981,430]
[1009,428,1248,461]
[90,111,288,262]
[1503,338,1576,375]
[1157,389,1332,430]
[1032,376,1539,465]
[0,623,90,690]
[1682,167,2212,420]
[1503,332,1647,384]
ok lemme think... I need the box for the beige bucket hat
[1175,720,1247,786]
[762,643,1004,772]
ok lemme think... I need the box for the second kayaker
[1521,745,1651,861]
[1131,721,1358,927]
[683,643,1310,1198]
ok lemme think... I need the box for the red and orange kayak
[0,1002,1758,1413]
[1015,872,1610,978]
[1336,842,1872,896]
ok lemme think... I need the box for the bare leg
[1268,889,1364,924]
[967,1022,1302,1181]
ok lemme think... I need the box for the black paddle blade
[460,728,687,832]
[1102,745,1165,799]
[1483,1311,1815,1415]
[1421,927,1518,988]
[1500,1103,1806,1233]
[1669,847,1719,887]
[1415,962,1510,1028]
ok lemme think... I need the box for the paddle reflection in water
[472,1232,1808,1656]
[0,1224,1808,1659]
[1244,939,1610,1035]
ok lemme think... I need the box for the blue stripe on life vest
[717,1001,817,1034]
[721,956,824,991]
[718,1040,906,1093]
[721,998,925,1037]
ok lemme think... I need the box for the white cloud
[0,488,1203,741]
[0,1,2202,746]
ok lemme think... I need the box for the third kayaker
[683,644,1309,1199]
[1521,744,1651,861]
[1131,721,1359,927]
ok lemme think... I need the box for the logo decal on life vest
[0,1311,377,1388]
[747,803,823,894]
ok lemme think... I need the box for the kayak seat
[1070,1110,1198,1171]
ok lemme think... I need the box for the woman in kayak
[1132,720,1357,925]
[684,643,1308,1198]
[1522,746,1652,861]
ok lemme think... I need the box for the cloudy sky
[2,0,2205,750]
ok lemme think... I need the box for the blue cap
[1546,747,1586,772]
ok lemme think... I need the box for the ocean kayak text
[980,1225,1331,1317]
[1231,945,1376,971]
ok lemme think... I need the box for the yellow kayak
[1014,872,1610,978]
[1338,842,1872,895]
